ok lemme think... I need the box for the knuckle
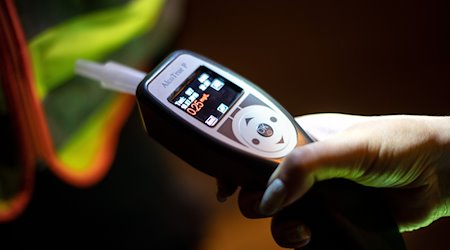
[281,145,315,179]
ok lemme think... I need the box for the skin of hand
[219,114,450,248]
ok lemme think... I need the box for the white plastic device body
[143,52,301,159]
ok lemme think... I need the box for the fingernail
[268,165,282,184]
[259,179,287,216]
[283,224,311,248]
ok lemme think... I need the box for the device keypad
[232,105,296,154]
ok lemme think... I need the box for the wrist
[434,116,450,218]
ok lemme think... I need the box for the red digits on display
[187,107,196,116]
[187,93,209,116]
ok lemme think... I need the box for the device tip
[74,59,146,95]
[75,59,106,82]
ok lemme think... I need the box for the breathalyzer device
[136,51,312,187]
[76,50,405,250]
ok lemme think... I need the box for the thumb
[259,132,375,216]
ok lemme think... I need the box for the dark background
[2,0,449,249]
[175,0,449,117]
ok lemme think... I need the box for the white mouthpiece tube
[75,59,146,95]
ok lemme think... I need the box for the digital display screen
[169,66,243,127]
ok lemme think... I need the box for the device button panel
[232,105,296,154]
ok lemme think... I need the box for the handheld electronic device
[76,50,405,250]
[136,51,312,188]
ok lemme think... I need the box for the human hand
[220,114,450,248]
